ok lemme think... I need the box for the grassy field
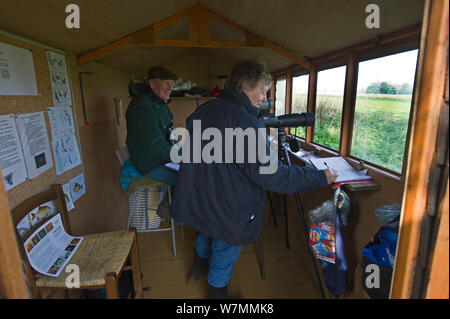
[290,94,412,172]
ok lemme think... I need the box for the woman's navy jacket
[170,88,328,246]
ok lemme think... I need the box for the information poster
[0,114,28,190]
[51,134,81,175]
[47,106,81,175]
[69,173,86,202]
[47,106,75,138]
[16,200,57,239]
[47,51,72,106]
[0,42,38,96]
[23,213,83,277]
[15,112,53,179]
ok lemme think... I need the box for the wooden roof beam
[77,4,311,69]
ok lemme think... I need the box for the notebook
[309,156,372,183]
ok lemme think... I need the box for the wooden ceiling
[0,0,425,74]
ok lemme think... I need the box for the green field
[290,94,412,172]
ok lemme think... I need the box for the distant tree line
[365,82,413,94]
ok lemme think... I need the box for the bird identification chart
[0,114,28,191]
[23,213,83,277]
[47,106,81,175]
[69,173,86,202]
[15,112,53,179]
[47,51,72,106]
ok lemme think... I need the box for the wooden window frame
[273,24,421,179]
[273,74,289,116]
[311,63,348,152]
[290,71,310,140]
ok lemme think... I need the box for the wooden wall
[70,61,131,235]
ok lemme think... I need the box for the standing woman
[171,61,337,298]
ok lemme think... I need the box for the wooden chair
[11,184,143,299]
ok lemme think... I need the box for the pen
[324,162,330,169]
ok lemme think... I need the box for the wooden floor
[137,214,322,299]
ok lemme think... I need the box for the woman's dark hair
[225,61,272,91]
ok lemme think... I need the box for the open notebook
[309,156,372,183]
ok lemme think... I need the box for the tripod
[266,128,326,299]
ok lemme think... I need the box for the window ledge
[287,137,403,183]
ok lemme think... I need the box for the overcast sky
[289,49,419,95]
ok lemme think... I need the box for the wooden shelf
[344,182,381,192]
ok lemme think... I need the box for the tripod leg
[283,194,289,249]
[259,232,265,280]
[294,192,326,299]
[266,191,278,227]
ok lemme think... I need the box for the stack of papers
[309,156,372,183]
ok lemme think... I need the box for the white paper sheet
[47,106,81,175]
[69,173,86,202]
[15,112,53,179]
[23,213,83,277]
[0,42,38,96]
[309,156,372,183]
[52,134,81,175]
[47,106,75,139]
[0,114,28,191]
[47,51,72,106]
[62,182,75,212]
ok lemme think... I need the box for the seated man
[125,66,178,186]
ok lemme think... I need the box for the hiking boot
[187,254,209,283]
[209,285,242,299]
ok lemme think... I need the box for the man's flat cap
[147,66,177,81]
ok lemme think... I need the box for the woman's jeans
[195,232,243,288]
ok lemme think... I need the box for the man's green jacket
[126,85,173,174]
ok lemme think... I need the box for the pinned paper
[47,51,72,106]
[15,112,53,179]
[52,134,81,176]
[47,106,75,139]
[0,114,28,191]
[62,182,75,211]
[69,173,86,202]
[0,42,38,96]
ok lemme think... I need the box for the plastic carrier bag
[308,189,351,264]
[308,187,351,297]
[309,200,336,263]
